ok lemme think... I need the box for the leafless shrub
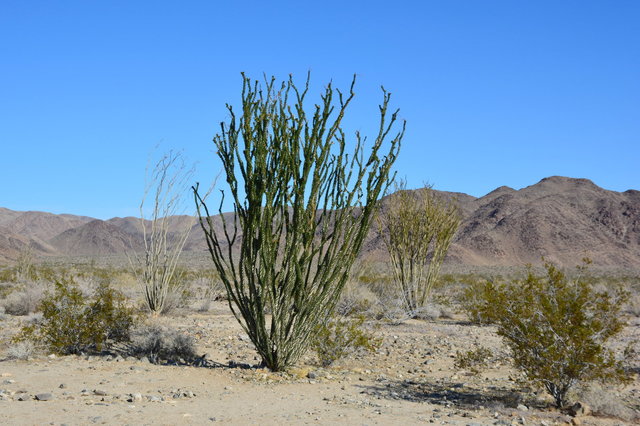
[128,150,197,316]
[128,324,197,364]
[1,283,47,316]
[335,282,379,317]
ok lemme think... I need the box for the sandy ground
[1,302,638,426]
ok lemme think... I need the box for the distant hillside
[1,176,639,268]
[49,220,142,256]
[448,176,640,267]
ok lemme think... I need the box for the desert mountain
[448,176,640,267]
[1,176,638,268]
[49,220,142,256]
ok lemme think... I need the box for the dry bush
[575,383,639,422]
[624,293,640,317]
[1,282,48,316]
[128,324,197,364]
[335,281,379,317]
[188,274,226,313]
[6,340,37,361]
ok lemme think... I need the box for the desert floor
[1,302,639,426]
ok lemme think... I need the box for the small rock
[48,354,56,359]
[570,418,582,426]
[307,371,317,379]
[568,401,591,417]
[2,380,15,385]
[17,394,30,401]
[59,384,66,389]
[516,404,528,411]
[147,395,162,402]
[36,393,54,401]
[93,389,108,396]
[128,393,142,402]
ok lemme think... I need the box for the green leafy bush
[311,316,382,367]
[15,279,135,355]
[464,261,629,408]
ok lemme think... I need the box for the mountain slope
[1,176,639,268]
[49,220,142,256]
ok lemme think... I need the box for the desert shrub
[311,315,382,367]
[335,282,378,317]
[6,340,36,360]
[1,282,47,316]
[128,324,197,364]
[575,383,639,422]
[14,279,135,355]
[460,276,495,324]
[454,346,493,375]
[465,261,629,408]
[624,293,640,317]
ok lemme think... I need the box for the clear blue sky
[1,1,638,219]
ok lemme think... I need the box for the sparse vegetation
[454,346,493,375]
[311,315,382,367]
[194,73,403,371]
[463,260,630,408]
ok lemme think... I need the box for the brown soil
[1,302,638,425]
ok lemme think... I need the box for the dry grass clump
[5,340,37,361]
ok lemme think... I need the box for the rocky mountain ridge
[1,176,638,268]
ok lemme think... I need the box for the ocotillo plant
[377,180,460,315]
[194,73,404,371]
[129,151,195,315]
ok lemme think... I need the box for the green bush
[15,279,135,355]
[311,315,382,367]
[464,261,629,408]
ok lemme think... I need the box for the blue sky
[1,1,638,219]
